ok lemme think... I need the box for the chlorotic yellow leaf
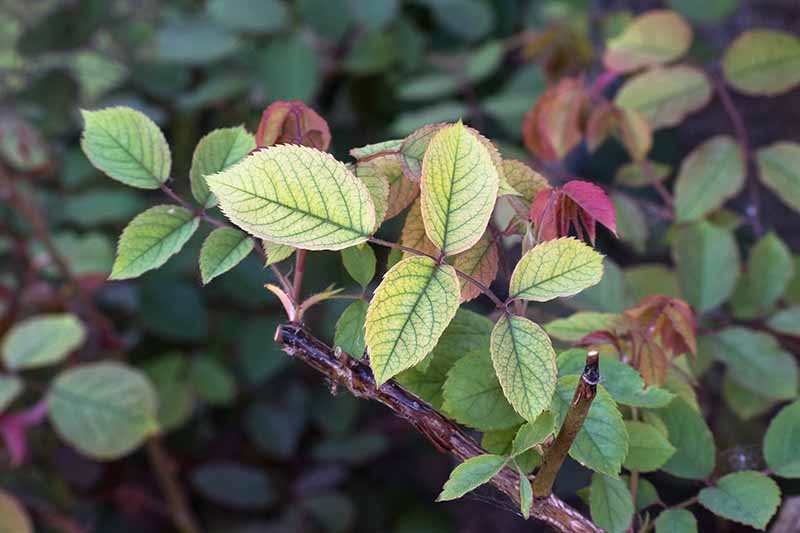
[190,126,255,208]
[110,205,199,280]
[756,142,800,214]
[207,145,376,251]
[615,65,712,130]
[453,230,499,302]
[80,107,171,189]
[502,159,550,217]
[420,122,499,255]
[604,10,692,73]
[723,29,800,96]
[355,160,390,226]
[199,227,254,284]
[490,314,558,422]
[510,237,604,302]
[379,153,419,220]
[365,256,460,385]
[674,135,745,222]
[400,199,439,258]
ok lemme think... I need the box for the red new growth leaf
[255,100,331,151]
[529,180,617,244]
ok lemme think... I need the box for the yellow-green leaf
[199,227,254,284]
[452,230,499,302]
[110,205,199,280]
[2,313,86,370]
[80,107,171,189]
[502,159,550,217]
[757,141,800,214]
[674,135,745,222]
[263,241,294,266]
[48,362,159,459]
[190,126,255,208]
[723,29,800,96]
[420,122,499,255]
[207,145,376,251]
[437,454,507,502]
[604,10,692,73]
[510,237,604,302]
[365,256,460,385]
[490,314,557,422]
[615,65,711,130]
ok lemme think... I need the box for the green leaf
[142,353,194,432]
[191,356,237,406]
[334,300,368,358]
[48,362,159,459]
[191,462,274,510]
[558,350,675,408]
[757,142,800,214]
[714,327,797,400]
[511,411,555,456]
[764,399,800,478]
[722,371,777,421]
[110,205,199,280]
[674,136,745,222]
[612,192,648,254]
[157,18,239,65]
[552,376,628,477]
[207,145,375,251]
[0,490,33,533]
[626,264,681,301]
[545,312,621,342]
[509,237,604,302]
[657,397,715,479]
[730,232,794,318]
[396,309,492,408]
[517,465,533,519]
[654,509,698,533]
[767,306,800,337]
[263,241,295,266]
[673,221,740,313]
[698,471,780,529]
[199,228,254,284]
[190,126,255,208]
[490,314,558,423]
[441,350,523,431]
[420,122,499,255]
[437,454,507,502]
[348,0,398,31]
[722,29,800,96]
[615,160,671,188]
[567,258,636,313]
[589,473,634,533]
[341,244,376,288]
[604,10,692,73]
[258,32,320,101]
[80,107,171,189]
[615,65,711,130]
[0,375,23,414]
[667,0,737,24]
[365,256,460,385]
[207,0,289,33]
[61,189,147,227]
[2,313,86,370]
[623,420,676,472]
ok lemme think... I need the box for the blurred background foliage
[1,0,799,532]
